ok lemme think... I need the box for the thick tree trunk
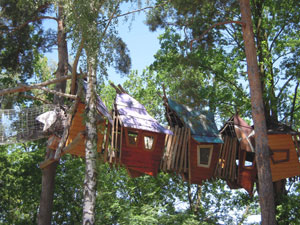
[38,4,68,225]
[37,160,58,224]
[82,57,98,224]
[239,0,276,224]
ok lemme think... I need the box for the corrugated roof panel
[116,93,172,135]
[167,98,223,143]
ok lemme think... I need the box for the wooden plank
[229,138,237,181]
[62,131,85,156]
[184,130,189,173]
[165,127,174,171]
[161,131,170,171]
[119,126,123,164]
[179,127,188,172]
[188,129,192,184]
[114,115,119,164]
[174,127,185,171]
[224,136,233,178]
[103,122,111,162]
[40,158,56,169]
[169,126,179,170]
[110,111,116,163]
[220,136,230,178]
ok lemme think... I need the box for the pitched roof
[115,93,172,134]
[167,98,223,143]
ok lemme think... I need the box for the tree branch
[190,21,245,49]
[71,38,85,95]
[7,16,58,33]
[0,75,80,96]
[290,81,299,125]
[269,25,285,52]
[276,76,294,99]
[36,86,77,99]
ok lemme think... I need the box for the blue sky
[108,9,163,84]
[44,5,163,85]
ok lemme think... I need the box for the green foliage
[0,141,44,224]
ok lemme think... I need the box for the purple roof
[96,95,113,125]
[115,93,172,135]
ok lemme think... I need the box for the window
[126,129,139,146]
[243,151,255,168]
[197,145,213,168]
[144,135,154,150]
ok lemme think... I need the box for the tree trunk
[239,0,276,224]
[82,57,98,224]
[37,159,58,224]
[38,4,68,225]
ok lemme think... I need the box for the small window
[243,151,255,168]
[197,145,213,168]
[144,135,154,150]
[126,129,139,146]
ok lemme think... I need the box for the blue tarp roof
[116,93,172,135]
[168,98,223,144]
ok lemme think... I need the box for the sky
[107,9,163,84]
[45,5,163,85]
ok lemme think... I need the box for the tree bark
[38,3,68,225]
[82,56,98,225]
[37,159,58,224]
[239,0,276,224]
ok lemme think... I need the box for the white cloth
[36,111,57,131]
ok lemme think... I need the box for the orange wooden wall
[268,134,300,182]
[65,103,105,157]
[189,138,220,185]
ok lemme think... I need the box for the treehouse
[109,88,172,178]
[267,123,300,182]
[40,94,113,169]
[62,95,113,157]
[217,114,256,194]
[162,97,223,185]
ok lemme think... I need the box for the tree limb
[276,76,294,99]
[0,75,79,96]
[71,38,85,95]
[269,25,285,52]
[290,81,299,126]
[190,21,246,49]
[36,86,77,99]
[7,16,58,33]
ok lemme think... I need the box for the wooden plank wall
[161,126,190,174]
[269,134,300,182]
[214,135,238,182]
[64,103,105,157]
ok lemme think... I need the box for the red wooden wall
[189,138,221,184]
[120,128,165,177]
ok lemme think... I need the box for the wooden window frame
[197,145,213,168]
[270,149,290,164]
[125,128,139,147]
[142,132,157,151]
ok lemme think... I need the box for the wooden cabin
[63,96,113,157]
[40,95,112,169]
[109,91,172,178]
[267,123,300,182]
[162,97,223,185]
[46,96,112,158]
[217,114,257,195]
